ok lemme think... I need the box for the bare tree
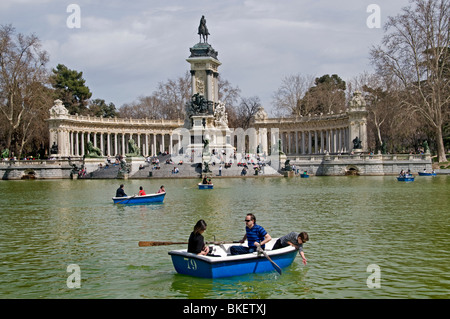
[0,24,50,156]
[154,71,191,120]
[234,96,261,129]
[304,74,347,115]
[119,95,162,119]
[370,0,449,161]
[217,76,241,128]
[349,72,400,152]
[271,74,315,117]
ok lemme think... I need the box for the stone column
[314,131,318,154]
[107,133,111,156]
[137,133,141,155]
[114,133,118,156]
[92,132,96,148]
[100,133,104,156]
[122,133,126,156]
[308,131,312,155]
[320,131,324,153]
[81,132,85,156]
[75,131,79,156]
[145,134,149,157]
[301,131,306,155]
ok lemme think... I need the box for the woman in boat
[188,220,209,256]
[272,231,309,265]
[157,185,165,193]
[138,186,146,196]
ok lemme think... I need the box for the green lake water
[0,176,448,299]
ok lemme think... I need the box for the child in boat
[138,186,146,196]
[272,231,309,265]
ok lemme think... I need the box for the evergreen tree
[50,64,92,115]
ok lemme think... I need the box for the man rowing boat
[116,184,127,197]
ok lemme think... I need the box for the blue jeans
[230,245,256,255]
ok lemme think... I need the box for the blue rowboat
[198,183,213,189]
[112,192,165,204]
[397,175,414,182]
[300,174,309,178]
[168,239,297,278]
[418,172,436,176]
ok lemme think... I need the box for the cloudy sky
[0,0,411,114]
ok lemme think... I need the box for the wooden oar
[138,240,237,247]
[115,195,136,205]
[257,246,282,275]
[139,241,188,247]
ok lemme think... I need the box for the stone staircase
[84,154,282,179]
[85,164,121,179]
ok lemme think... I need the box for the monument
[184,16,234,173]
[348,91,368,153]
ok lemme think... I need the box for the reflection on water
[0,176,449,298]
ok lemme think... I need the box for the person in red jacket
[138,186,146,196]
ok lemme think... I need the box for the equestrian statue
[198,15,210,43]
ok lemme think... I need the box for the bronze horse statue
[198,15,210,43]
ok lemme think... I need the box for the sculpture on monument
[50,142,58,155]
[125,139,140,157]
[198,15,210,43]
[86,141,102,158]
[352,137,362,149]
[190,93,210,114]
[214,101,228,126]
[349,91,366,109]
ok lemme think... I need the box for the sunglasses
[244,219,252,222]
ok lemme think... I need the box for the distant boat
[418,172,436,176]
[112,192,165,204]
[198,183,213,189]
[397,175,414,182]
[168,239,297,278]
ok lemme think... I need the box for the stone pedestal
[184,41,234,165]
[83,157,105,172]
[125,156,146,174]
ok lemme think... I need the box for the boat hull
[112,192,165,204]
[300,174,309,178]
[418,172,436,176]
[397,177,414,182]
[198,183,213,189]
[169,240,297,278]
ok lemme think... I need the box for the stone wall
[288,153,433,176]
[0,159,83,180]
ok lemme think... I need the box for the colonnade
[63,131,175,157]
[279,127,350,155]
[48,95,367,159]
